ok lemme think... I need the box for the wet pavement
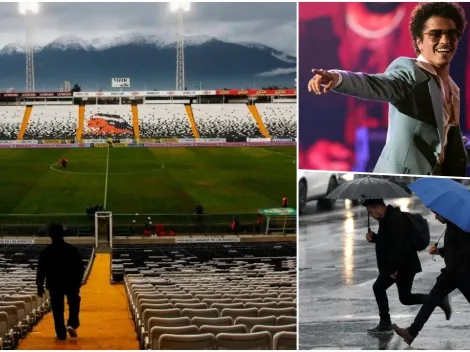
[299,198,470,350]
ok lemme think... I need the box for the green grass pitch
[0,146,296,216]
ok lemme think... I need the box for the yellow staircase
[247,104,270,138]
[76,105,85,141]
[17,105,33,140]
[17,254,139,350]
[131,104,140,142]
[185,104,200,139]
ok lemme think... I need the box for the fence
[0,212,297,236]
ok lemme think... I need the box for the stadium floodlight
[170,2,190,12]
[19,1,39,14]
[170,2,190,91]
[19,1,39,93]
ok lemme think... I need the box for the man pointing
[308,2,469,177]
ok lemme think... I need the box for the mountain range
[0,34,296,91]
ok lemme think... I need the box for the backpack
[402,212,430,251]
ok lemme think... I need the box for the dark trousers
[373,272,426,323]
[409,273,470,337]
[49,288,81,338]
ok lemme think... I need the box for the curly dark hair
[409,2,467,55]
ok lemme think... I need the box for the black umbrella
[326,176,411,231]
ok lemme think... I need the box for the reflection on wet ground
[299,198,470,350]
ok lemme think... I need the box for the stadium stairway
[17,106,33,140]
[184,104,200,139]
[131,104,140,142]
[17,254,138,350]
[76,105,85,141]
[247,104,271,138]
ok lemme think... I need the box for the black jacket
[438,222,470,278]
[370,205,422,275]
[36,240,85,291]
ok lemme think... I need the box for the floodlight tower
[170,2,190,91]
[19,1,39,93]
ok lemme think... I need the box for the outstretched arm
[332,57,417,104]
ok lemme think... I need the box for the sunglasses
[423,29,461,42]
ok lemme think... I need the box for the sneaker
[367,321,393,333]
[67,326,78,338]
[56,336,67,341]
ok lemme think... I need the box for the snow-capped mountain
[1,33,292,55]
[0,41,43,55]
[91,32,167,50]
[45,34,94,51]
[0,33,296,90]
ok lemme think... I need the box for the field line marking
[263,148,297,163]
[103,147,110,208]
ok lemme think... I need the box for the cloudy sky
[0,2,296,55]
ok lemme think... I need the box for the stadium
[0,3,297,350]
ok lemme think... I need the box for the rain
[299,173,470,350]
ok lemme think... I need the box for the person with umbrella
[393,178,470,346]
[327,176,450,333]
[363,198,434,333]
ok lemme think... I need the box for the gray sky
[0,2,296,55]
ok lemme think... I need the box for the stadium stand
[0,244,94,349]
[192,104,264,139]
[138,105,193,139]
[22,106,78,140]
[256,104,296,138]
[0,107,23,140]
[113,242,297,349]
[82,105,134,140]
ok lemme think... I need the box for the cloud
[256,67,297,77]
[0,2,296,55]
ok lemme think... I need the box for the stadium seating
[256,104,296,138]
[23,106,78,140]
[0,107,23,140]
[138,105,193,139]
[192,104,263,139]
[82,105,134,140]
[0,103,296,141]
[112,242,297,349]
[0,244,94,349]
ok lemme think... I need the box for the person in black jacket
[393,212,470,345]
[36,223,85,340]
[363,199,451,333]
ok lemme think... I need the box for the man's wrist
[328,70,343,88]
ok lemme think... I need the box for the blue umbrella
[408,178,470,232]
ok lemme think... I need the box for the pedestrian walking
[36,223,85,340]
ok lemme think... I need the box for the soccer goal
[94,211,113,248]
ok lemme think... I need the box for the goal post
[94,211,113,248]
[258,207,297,235]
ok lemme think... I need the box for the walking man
[36,223,85,340]
[308,2,469,177]
[363,199,451,333]
[393,212,470,345]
